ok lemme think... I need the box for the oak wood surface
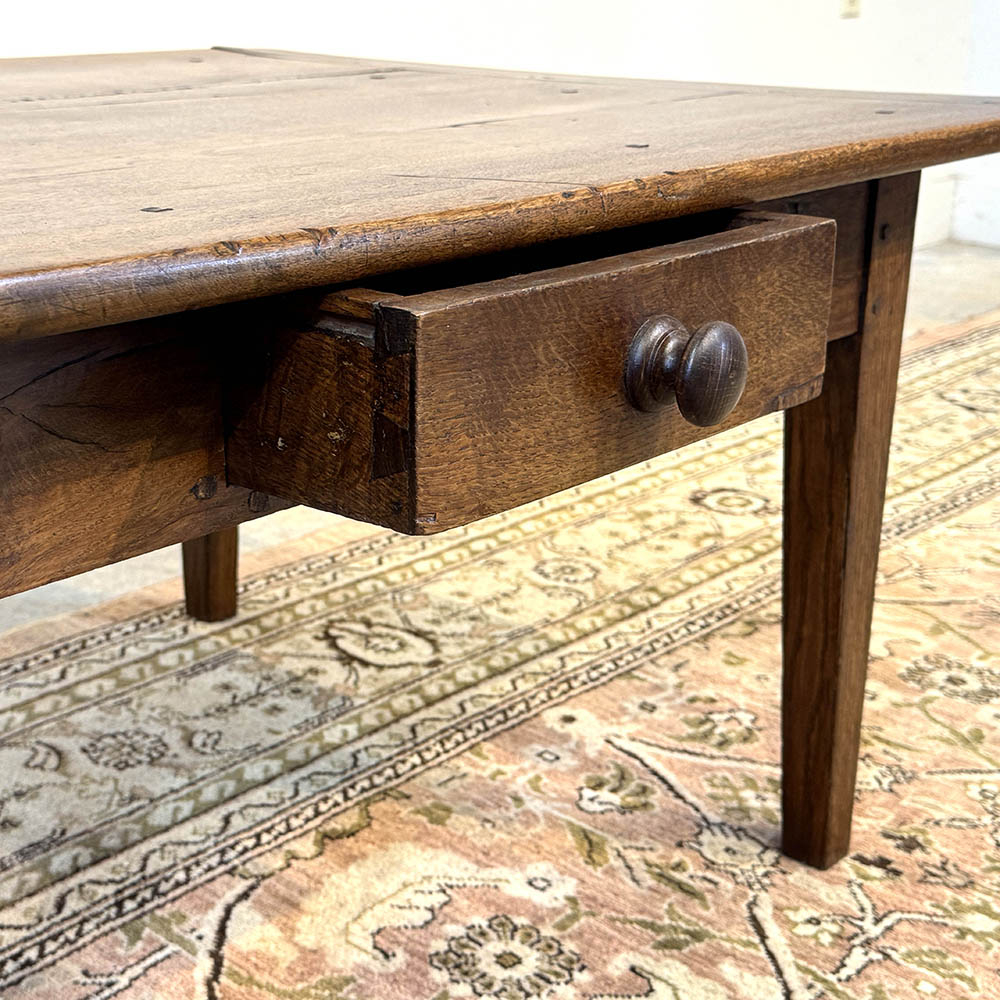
[182,526,239,621]
[0,314,285,598]
[2,48,998,340]
[227,212,834,532]
[319,185,870,342]
[0,47,985,872]
[407,215,833,530]
[225,309,413,534]
[753,181,870,341]
[781,171,919,868]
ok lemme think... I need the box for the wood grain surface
[2,48,997,340]
[406,214,833,531]
[0,313,286,598]
[182,526,239,621]
[225,311,413,533]
[227,212,834,532]
[753,181,870,340]
[781,172,919,868]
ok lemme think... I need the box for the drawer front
[226,212,835,533]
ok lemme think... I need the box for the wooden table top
[3,47,999,340]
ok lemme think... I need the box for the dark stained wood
[676,322,749,426]
[310,184,872,345]
[405,212,833,531]
[224,312,412,533]
[781,171,920,869]
[624,317,750,426]
[227,212,834,532]
[2,49,998,340]
[624,314,693,413]
[0,314,286,599]
[753,181,871,340]
[182,526,239,621]
[0,47,993,871]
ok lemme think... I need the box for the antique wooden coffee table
[2,48,998,868]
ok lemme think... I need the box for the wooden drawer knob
[624,314,748,426]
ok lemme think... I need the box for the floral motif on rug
[2,313,1000,998]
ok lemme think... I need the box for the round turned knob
[624,315,748,427]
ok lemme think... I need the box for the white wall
[3,0,998,247]
[951,0,1000,246]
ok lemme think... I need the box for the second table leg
[182,525,239,622]
[780,171,919,868]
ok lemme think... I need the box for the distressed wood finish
[2,49,998,340]
[225,308,413,534]
[182,527,239,621]
[781,172,920,868]
[2,48,999,869]
[0,315,284,598]
[226,213,835,532]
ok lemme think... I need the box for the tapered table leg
[182,526,239,622]
[781,172,919,868]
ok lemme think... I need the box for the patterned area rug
[3,311,1000,999]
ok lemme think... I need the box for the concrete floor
[904,241,1000,336]
[2,240,998,634]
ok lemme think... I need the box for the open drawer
[225,211,836,533]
